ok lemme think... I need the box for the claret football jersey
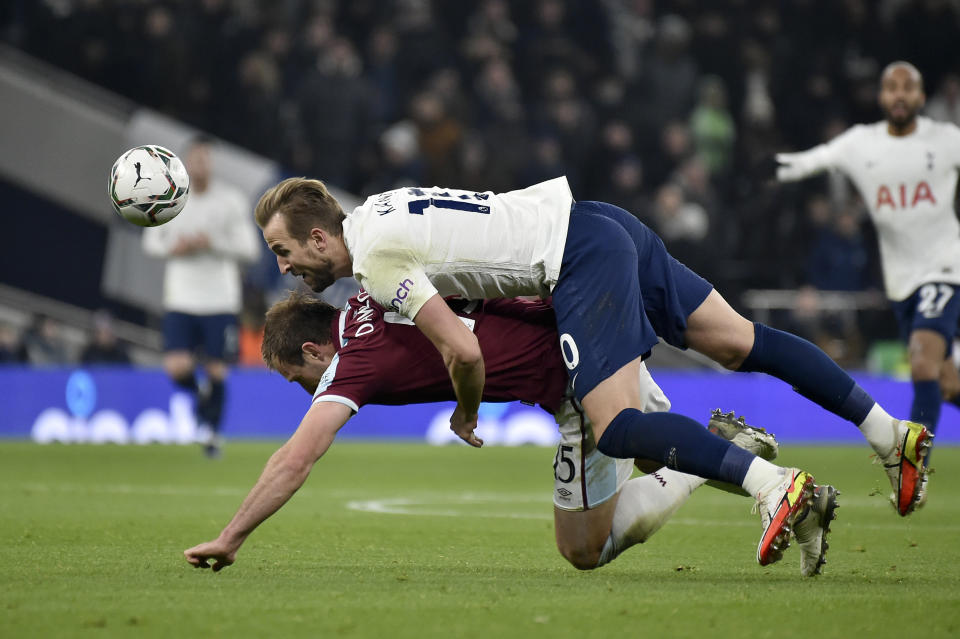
[311,293,568,414]
[342,177,573,319]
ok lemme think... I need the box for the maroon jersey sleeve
[312,293,568,414]
[476,297,556,325]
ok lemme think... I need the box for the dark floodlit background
[0,0,958,441]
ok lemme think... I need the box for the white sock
[740,457,785,499]
[857,403,897,457]
[595,469,705,567]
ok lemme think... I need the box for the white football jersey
[142,180,260,314]
[342,177,573,318]
[778,117,960,301]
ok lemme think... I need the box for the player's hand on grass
[450,405,483,448]
[184,537,239,572]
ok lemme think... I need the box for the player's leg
[898,284,960,438]
[162,312,199,394]
[197,314,237,458]
[554,205,813,565]
[907,328,947,433]
[574,200,913,464]
[592,411,789,570]
[552,374,703,570]
[554,207,762,487]
[901,284,960,483]
[555,402,796,571]
[684,287,930,516]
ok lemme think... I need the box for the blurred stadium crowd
[2,0,960,368]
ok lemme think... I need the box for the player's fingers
[212,558,232,572]
[774,152,792,163]
[184,549,205,567]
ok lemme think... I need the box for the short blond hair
[254,177,346,241]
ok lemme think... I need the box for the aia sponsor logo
[876,181,936,210]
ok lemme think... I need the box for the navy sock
[198,379,226,432]
[596,409,757,486]
[172,373,198,394]
[738,322,874,425]
[911,380,941,435]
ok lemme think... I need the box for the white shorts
[552,361,672,511]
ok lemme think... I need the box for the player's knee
[718,350,749,371]
[204,360,228,381]
[556,541,601,571]
[163,352,194,380]
[909,359,940,381]
[908,350,941,380]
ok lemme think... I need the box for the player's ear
[302,342,323,359]
[309,227,326,250]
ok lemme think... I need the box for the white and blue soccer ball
[108,145,190,227]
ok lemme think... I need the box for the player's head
[878,61,925,129]
[256,177,349,292]
[184,135,215,192]
[261,290,339,393]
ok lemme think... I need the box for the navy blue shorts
[890,283,960,345]
[162,312,238,361]
[552,201,713,400]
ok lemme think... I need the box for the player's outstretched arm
[413,294,486,447]
[183,401,352,571]
[775,132,850,183]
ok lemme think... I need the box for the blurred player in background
[142,136,260,457]
[185,291,837,577]
[777,62,960,475]
[253,176,927,533]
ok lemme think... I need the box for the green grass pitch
[1,441,958,638]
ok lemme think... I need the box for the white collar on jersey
[336,309,348,348]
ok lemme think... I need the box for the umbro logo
[557,488,573,498]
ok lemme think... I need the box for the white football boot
[793,484,839,577]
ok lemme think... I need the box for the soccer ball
[108,145,190,227]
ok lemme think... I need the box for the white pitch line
[10,482,960,532]
[345,497,552,520]
[345,495,960,531]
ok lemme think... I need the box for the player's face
[262,214,337,292]
[879,66,925,127]
[275,359,326,395]
[185,144,212,187]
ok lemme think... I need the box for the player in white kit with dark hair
[777,62,960,489]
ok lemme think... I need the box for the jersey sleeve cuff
[312,394,360,413]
